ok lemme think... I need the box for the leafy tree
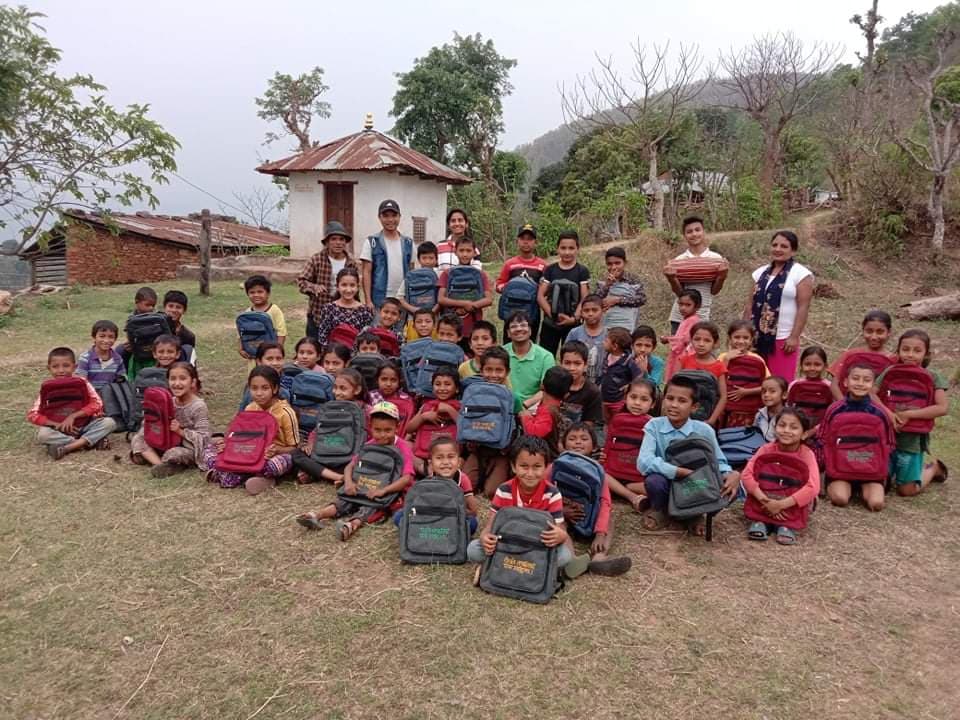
[391,33,516,183]
[255,67,331,152]
[0,7,178,255]
[531,161,568,204]
[491,150,529,196]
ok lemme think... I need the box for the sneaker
[588,556,632,577]
[244,476,275,495]
[150,462,185,479]
[563,553,591,580]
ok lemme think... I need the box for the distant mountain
[514,78,746,180]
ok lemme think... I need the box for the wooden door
[323,183,354,238]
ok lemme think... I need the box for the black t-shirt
[542,262,590,285]
[562,380,602,425]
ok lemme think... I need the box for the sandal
[747,521,769,541]
[336,518,359,542]
[686,517,707,537]
[931,460,949,483]
[641,509,667,531]
[776,526,797,546]
[631,495,650,513]
[296,512,323,531]
[47,444,66,461]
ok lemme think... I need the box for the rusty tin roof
[256,129,471,184]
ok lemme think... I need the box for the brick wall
[65,224,217,286]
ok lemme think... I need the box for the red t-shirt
[495,256,547,291]
[679,354,727,379]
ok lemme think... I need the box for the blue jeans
[643,472,671,512]
[467,538,572,567]
[393,509,478,535]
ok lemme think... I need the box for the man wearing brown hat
[297,220,357,339]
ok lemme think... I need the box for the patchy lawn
[1,223,958,720]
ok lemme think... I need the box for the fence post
[199,208,211,297]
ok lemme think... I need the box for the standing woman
[744,230,814,380]
[437,208,481,271]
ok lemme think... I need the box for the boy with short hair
[664,215,729,332]
[459,320,498,379]
[77,320,124,384]
[28,347,117,459]
[520,366,574,454]
[637,374,740,534]
[133,287,158,314]
[595,246,647,330]
[163,290,196,350]
[631,326,665,386]
[438,236,493,342]
[355,331,382,355]
[566,295,607,386]
[495,224,547,341]
[360,199,414,310]
[462,347,517,497]
[469,435,590,581]
[411,308,437,340]
[373,297,405,346]
[242,275,287,359]
[559,340,602,426]
[436,312,463,344]
[395,436,480,534]
[399,241,441,316]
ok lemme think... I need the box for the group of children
[28,236,951,597]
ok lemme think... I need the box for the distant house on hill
[256,117,471,258]
[19,210,289,286]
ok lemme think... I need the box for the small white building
[257,120,471,258]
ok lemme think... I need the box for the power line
[169,170,252,220]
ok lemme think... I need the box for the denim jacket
[368,232,413,307]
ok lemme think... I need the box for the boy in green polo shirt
[503,310,555,411]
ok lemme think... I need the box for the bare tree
[227,185,285,231]
[561,42,710,230]
[891,28,960,255]
[719,33,840,206]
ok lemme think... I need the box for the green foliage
[249,245,290,257]
[491,151,528,195]
[714,176,781,230]
[255,67,331,150]
[933,65,960,108]
[531,161,566,204]
[880,2,960,62]
[864,212,907,255]
[0,7,179,255]
[391,33,516,176]
[531,194,576,257]
[447,182,516,260]
[782,132,825,189]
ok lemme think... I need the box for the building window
[412,216,427,244]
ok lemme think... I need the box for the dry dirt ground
[1,215,958,719]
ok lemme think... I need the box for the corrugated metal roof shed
[61,210,289,249]
[256,129,471,185]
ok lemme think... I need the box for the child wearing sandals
[741,407,819,545]
[205,366,299,495]
[637,374,740,535]
[295,401,414,541]
[130,362,209,478]
[600,377,656,512]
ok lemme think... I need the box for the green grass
[1,226,959,719]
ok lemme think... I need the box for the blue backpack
[550,451,605,538]
[415,341,465,398]
[457,381,515,449]
[280,363,303,395]
[446,265,485,302]
[236,311,277,357]
[290,371,334,433]
[498,276,540,322]
[405,268,439,310]
[717,426,766,470]
[400,338,432,391]
[238,385,290,411]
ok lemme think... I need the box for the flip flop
[588,556,632,576]
[336,519,358,542]
[296,512,323,531]
[641,509,667,531]
[631,495,650,513]
[747,521,769,541]
[776,526,797,546]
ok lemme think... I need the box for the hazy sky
[26,0,941,220]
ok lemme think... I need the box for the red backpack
[878,364,936,433]
[39,376,91,428]
[142,387,179,453]
[819,403,893,483]
[787,379,833,425]
[412,399,461,459]
[370,327,401,358]
[744,451,812,530]
[602,412,650,483]
[328,323,359,349]
[837,351,894,393]
[215,411,278,473]
[725,354,767,414]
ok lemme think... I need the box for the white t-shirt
[330,256,346,279]
[437,238,482,272]
[751,262,814,339]
[360,234,406,299]
[668,248,724,323]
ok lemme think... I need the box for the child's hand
[728,388,746,401]
[169,419,182,434]
[540,520,567,547]
[264,446,277,459]
[239,349,251,360]
[331,472,345,486]
[598,449,607,463]
[601,296,619,310]
[481,531,498,556]
[59,413,80,434]
[423,410,439,423]
[366,487,383,499]
[557,313,575,326]
[663,263,677,277]
[635,353,649,372]
[562,498,585,523]
[675,467,693,478]
[436,403,456,419]
[893,411,910,429]
[343,480,357,496]
[721,471,741,499]
[591,532,609,556]
[212,436,225,452]
[659,336,670,345]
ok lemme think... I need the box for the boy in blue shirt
[638,374,740,535]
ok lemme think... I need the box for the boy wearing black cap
[360,199,414,310]
[495,223,547,342]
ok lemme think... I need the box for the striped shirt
[77,347,124,385]
[491,478,565,523]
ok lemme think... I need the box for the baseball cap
[369,401,400,420]
[517,223,537,238]
[378,199,400,215]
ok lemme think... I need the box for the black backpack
[399,476,469,564]
[348,352,388,392]
[131,366,169,432]
[94,377,135,433]
[672,370,719,422]
[544,278,580,327]
[337,443,404,508]
[309,401,367,467]
[479,507,561,604]
[125,313,173,361]
[664,435,728,541]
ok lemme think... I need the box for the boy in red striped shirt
[468,436,590,580]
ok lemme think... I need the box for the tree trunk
[929,174,946,255]
[759,129,781,209]
[898,293,960,321]
[649,145,664,231]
